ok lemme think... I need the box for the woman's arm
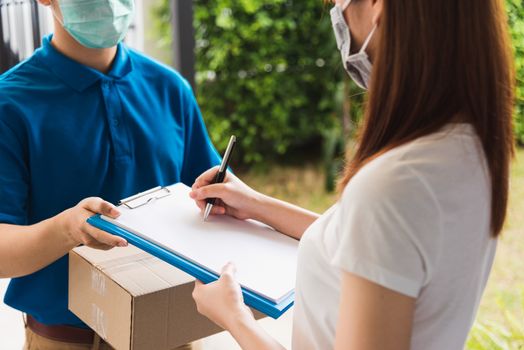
[257,194,319,240]
[334,272,415,350]
[237,191,320,240]
[190,167,319,240]
[0,197,127,278]
[193,266,415,350]
[192,263,285,350]
[228,313,285,350]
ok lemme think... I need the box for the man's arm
[179,81,222,186]
[0,198,127,278]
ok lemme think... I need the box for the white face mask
[330,0,377,90]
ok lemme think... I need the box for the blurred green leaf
[152,0,362,164]
[151,0,523,157]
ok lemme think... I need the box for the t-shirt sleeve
[0,102,29,225]
[179,82,221,186]
[331,163,442,298]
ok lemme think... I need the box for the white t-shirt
[292,123,497,350]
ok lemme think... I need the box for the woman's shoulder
[341,122,486,216]
[342,148,439,215]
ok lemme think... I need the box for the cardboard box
[69,245,262,350]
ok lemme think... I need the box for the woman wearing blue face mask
[0,0,220,348]
[189,0,515,349]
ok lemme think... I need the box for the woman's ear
[372,0,383,26]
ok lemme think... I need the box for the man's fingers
[83,224,127,247]
[88,242,115,251]
[83,198,120,218]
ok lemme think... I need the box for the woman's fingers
[193,166,221,189]
[190,168,251,221]
[195,199,206,211]
[190,183,229,201]
[194,198,226,213]
[221,262,237,280]
[204,205,226,216]
[192,280,206,314]
[192,167,236,190]
[212,206,227,215]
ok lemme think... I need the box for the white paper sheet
[101,183,299,303]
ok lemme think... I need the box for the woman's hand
[55,197,128,250]
[189,166,262,220]
[192,263,253,330]
[190,166,320,240]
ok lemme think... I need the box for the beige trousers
[23,326,193,350]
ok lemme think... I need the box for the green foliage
[196,0,348,163]
[507,0,524,145]
[467,288,524,350]
[152,0,524,160]
[153,0,344,163]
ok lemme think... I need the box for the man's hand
[55,197,128,250]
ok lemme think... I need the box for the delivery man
[0,0,220,348]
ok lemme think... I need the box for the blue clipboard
[87,214,294,319]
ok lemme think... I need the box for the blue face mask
[52,0,135,49]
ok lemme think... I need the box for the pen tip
[203,204,212,221]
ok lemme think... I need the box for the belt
[27,315,104,345]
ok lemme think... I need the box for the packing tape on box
[93,252,152,271]
[91,268,106,296]
[91,303,108,340]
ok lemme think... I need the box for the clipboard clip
[119,186,171,209]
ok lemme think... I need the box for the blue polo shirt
[0,35,220,326]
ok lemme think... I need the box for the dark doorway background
[0,0,41,73]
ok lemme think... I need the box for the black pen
[204,135,237,221]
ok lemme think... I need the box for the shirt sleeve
[179,83,222,186]
[0,102,29,225]
[331,162,442,298]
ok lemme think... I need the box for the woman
[189,0,515,349]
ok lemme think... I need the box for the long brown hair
[339,0,515,237]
